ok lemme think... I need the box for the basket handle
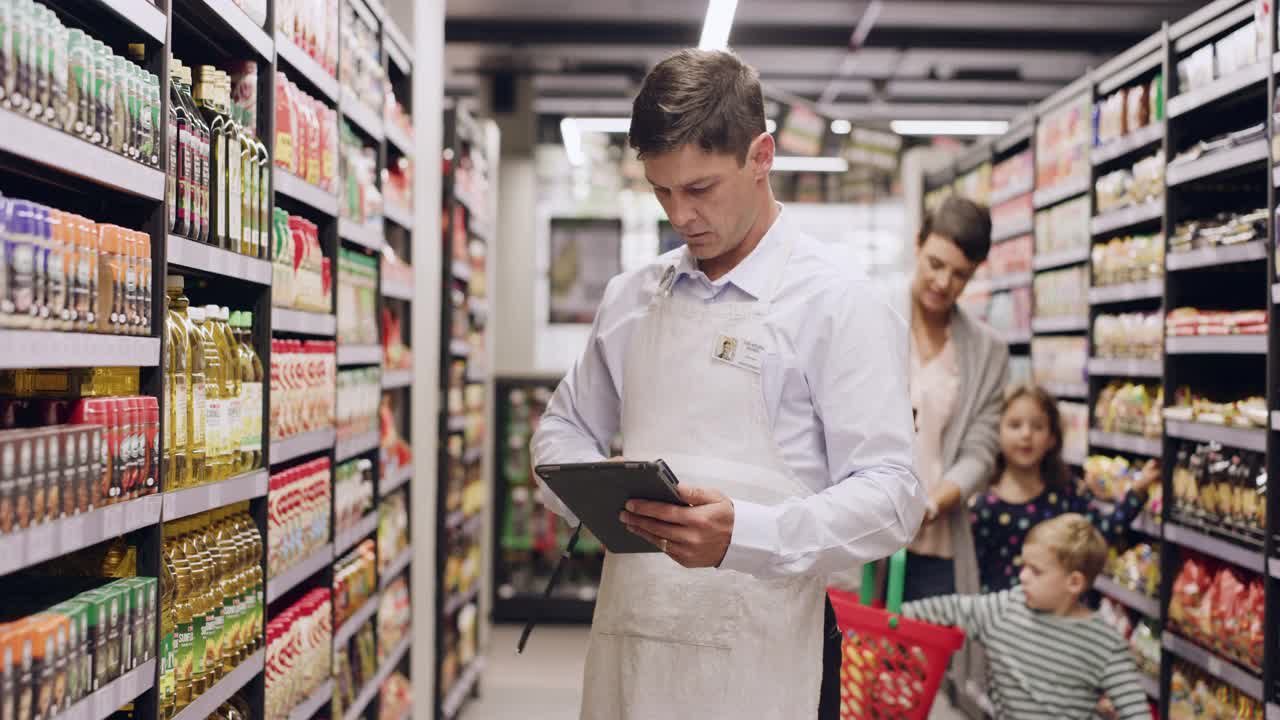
[859,549,907,614]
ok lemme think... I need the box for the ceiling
[444,0,1204,126]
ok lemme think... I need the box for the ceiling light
[766,118,777,134]
[890,120,1009,136]
[772,156,849,173]
[830,119,852,135]
[699,0,738,51]
[572,117,632,133]
[560,117,584,166]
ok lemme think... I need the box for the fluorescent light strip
[830,119,852,135]
[890,120,1009,136]
[772,156,848,173]
[699,0,738,51]
[560,118,584,166]
[572,117,632,133]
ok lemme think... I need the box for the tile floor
[460,624,969,719]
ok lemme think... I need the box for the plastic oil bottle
[217,306,245,473]
[172,520,197,711]
[232,312,263,471]
[191,306,225,483]
[194,66,226,248]
[195,515,225,691]
[211,508,243,671]
[238,507,264,651]
[206,305,239,475]
[160,524,178,720]
[165,276,190,489]
[170,285,205,488]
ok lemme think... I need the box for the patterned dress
[970,484,1145,593]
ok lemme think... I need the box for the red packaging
[275,74,295,174]
[142,397,158,493]
[1206,567,1245,660]
[70,399,113,505]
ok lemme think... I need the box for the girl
[971,384,1158,593]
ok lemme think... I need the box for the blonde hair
[1025,513,1107,585]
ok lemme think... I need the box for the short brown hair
[918,195,992,263]
[628,49,766,165]
[1025,514,1107,585]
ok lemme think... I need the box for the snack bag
[1206,568,1245,660]
[1168,557,1209,634]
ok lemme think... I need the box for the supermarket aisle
[462,625,589,719]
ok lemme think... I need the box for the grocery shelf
[1166,334,1266,355]
[451,338,471,358]
[0,495,162,578]
[336,430,380,462]
[1138,674,1160,701]
[385,19,413,74]
[381,463,411,496]
[989,179,1034,207]
[1273,283,1280,304]
[1267,703,1280,720]
[1090,201,1163,237]
[1091,124,1164,167]
[162,469,269,521]
[103,0,168,43]
[1088,430,1162,457]
[442,656,486,720]
[1131,512,1161,538]
[1005,330,1032,345]
[168,235,272,285]
[267,543,334,604]
[335,512,379,557]
[1042,382,1088,399]
[1094,576,1159,618]
[271,307,337,336]
[1164,522,1265,572]
[348,636,411,720]
[382,369,412,389]
[1031,316,1088,333]
[991,218,1033,244]
[448,415,467,433]
[274,168,340,217]
[274,32,339,102]
[1273,164,1280,188]
[463,447,484,465]
[1032,176,1089,210]
[270,427,337,466]
[339,217,387,252]
[1166,139,1268,187]
[446,509,465,531]
[382,278,414,302]
[0,331,159,369]
[1162,633,1262,701]
[337,344,382,366]
[1167,61,1267,118]
[385,203,414,230]
[453,260,473,283]
[172,650,265,720]
[179,0,272,59]
[1271,557,1280,580]
[380,546,412,589]
[1032,246,1089,272]
[334,592,380,647]
[287,679,334,720]
[349,0,379,25]
[63,658,156,720]
[1088,279,1163,305]
[1087,357,1162,378]
[341,90,386,142]
[386,124,413,155]
[1166,240,1267,271]
[445,586,480,617]
[1165,420,1267,453]
[1272,410,1280,432]
[0,107,165,200]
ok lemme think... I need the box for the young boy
[902,514,1150,720]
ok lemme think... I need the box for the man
[531,48,923,719]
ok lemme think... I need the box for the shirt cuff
[719,499,780,576]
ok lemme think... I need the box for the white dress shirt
[531,207,925,578]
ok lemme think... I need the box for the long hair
[995,383,1070,491]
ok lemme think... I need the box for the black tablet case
[534,460,687,553]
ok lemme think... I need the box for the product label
[179,127,193,227]
[159,631,174,704]
[189,615,204,678]
[190,384,206,446]
[167,115,177,227]
[48,251,64,320]
[11,242,32,315]
[275,132,293,174]
[225,395,241,458]
[222,595,239,655]
[173,375,187,450]
[228,135,241,244]
[174,622,193,686]
[241,382,261,452]
[201,608,222,672]
[206,397,223,461]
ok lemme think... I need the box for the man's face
[912,233,979,316]
[643,137,770,265]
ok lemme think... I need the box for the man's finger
[622,512,695,545]
[625,523,673,553]
[677,485,724,506]
[625,498,690,523]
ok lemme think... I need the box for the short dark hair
[918,195,992,264]
[628,49,766,165]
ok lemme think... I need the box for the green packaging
[48,600,87,708]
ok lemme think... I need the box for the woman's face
[912,233,978,316]
[1000,395,1056,472]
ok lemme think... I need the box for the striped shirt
[902,587,1150,720]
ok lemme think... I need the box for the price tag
[0,536,20,576]
[1207,655,1224,677]
[209,484,223,508]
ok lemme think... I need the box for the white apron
[580,244,826,719]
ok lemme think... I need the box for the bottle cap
[188,307,205,323]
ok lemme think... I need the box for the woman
[896,194,1009,602]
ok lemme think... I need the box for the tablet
[534,459,688,553]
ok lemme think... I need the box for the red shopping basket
[828,550,966,720]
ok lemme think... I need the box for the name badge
[711,334,763,373]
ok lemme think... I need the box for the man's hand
[620,485,735,568]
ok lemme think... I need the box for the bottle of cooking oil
[232,312,263,472]
[190,307,224,483]
[177,519,208,700]
[172,520,197,711]
[165,276,190,490]
[205,305,240,476]
[100,537,137,577]
[217,307,246,473]
[211,509,243,671]
[238,508,264,651]
[177,293,206,488]
[196,516,225,690]
[160,525,178,720]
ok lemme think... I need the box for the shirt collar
[671,204,787,300]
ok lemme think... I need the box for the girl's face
[1000,395,1056,472]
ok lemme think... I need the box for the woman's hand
[924,482,962,524]
[1133,459,1160,494]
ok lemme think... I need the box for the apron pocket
[595,558,745,649]
[584,633,733,720]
